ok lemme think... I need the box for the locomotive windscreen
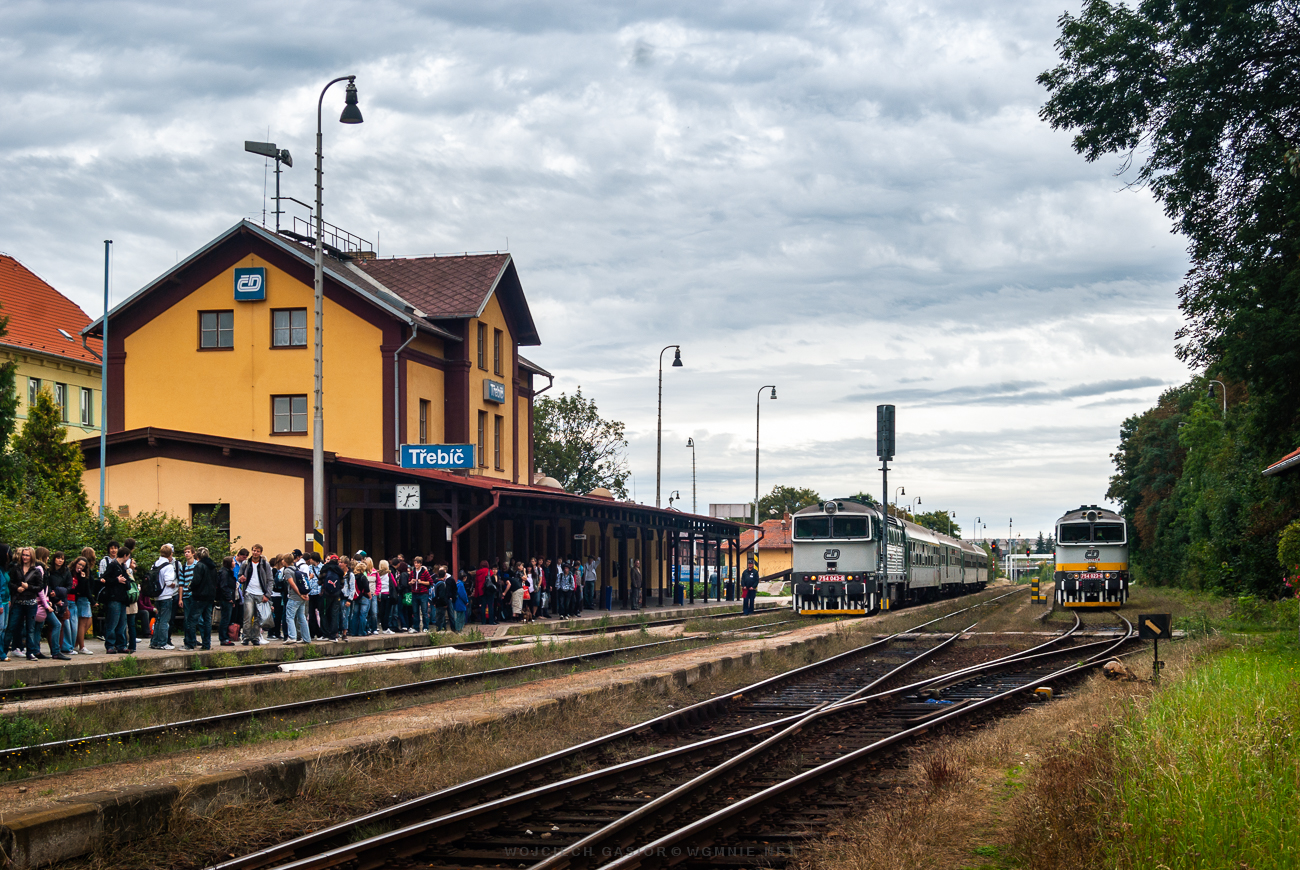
[1059,522,1126,543]
[1058,523,1090,543]
[794,517,831,539]
[1093,522,1125,542]
[833,516,870,538]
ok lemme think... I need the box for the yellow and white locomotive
[791,499,988,615]
[1054,504,1129,608]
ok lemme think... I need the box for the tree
[0,303,17,448]
[847,491,879,506]
[758,485,821,520]
[12,387,88,511]
[913,510,961,537]
[1034,532,1047,554]
[533,388,629,498]
[1039,0,1300,455]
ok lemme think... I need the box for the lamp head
[340,80,364,124]
[671,347,682,367]
[686,437,694,447]
[1206,383,1216,398]
[769,386,777,400]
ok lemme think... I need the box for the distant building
[0,254,103,441]
[723,513,794,576]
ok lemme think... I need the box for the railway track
[205,588,1037,870]
[0,605,785,704]
[0,615,807,766]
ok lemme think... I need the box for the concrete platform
[0,599,788,689]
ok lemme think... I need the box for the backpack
[127,577,140,604]
[432,579,447,607]
[142,562,165,599]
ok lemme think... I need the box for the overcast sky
[1,0,1192,543]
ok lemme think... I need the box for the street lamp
[668,490,681,509]
[312,75,363,557]
[974,516,982,543]
[948,510,957,536]
[685,437,697,514]
[656,345,683,507]
[893,486,905,519]
[910,496,922,518]
[1207,379,1227,418]
[754,385,777,526]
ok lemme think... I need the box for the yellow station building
[80,220,744,604]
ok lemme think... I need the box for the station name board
[400,444,475,469]
[483,379,506,404]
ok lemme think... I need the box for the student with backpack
[149,544,179,650]
[451,570,469,632]
[318,554,344,641]
[188,547,218,650]
[431,567,449,631]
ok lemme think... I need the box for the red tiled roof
[0,254,101,365]
[355,254,511,319]
[735,518,793,550]
[1264,446,1300,476]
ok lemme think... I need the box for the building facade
[78,220,747,603]
[0,254,102,441]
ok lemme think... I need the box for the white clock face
[397,485,421,509]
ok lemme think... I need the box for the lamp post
[893,485,905,519]
[754,385,777,527]
[99,240,111,522]
[1207,379,1227,418]
[668,490,681,509]
[312,75,364,557]
[685,437,696,514]
[948,510,957,536]
[656,345,683,508]
[911,496,922,519]
[974,516,982,544]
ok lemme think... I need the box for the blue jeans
[347,600,362,636]
[364,596,378,634]
[151,597,176,648]
[451,608,466,632]
[9,602,38,655]
[188,600,213,648]
[104,601,129,651]
[39,610,64,655]
[414,593,431,631]
[286,596,311,641]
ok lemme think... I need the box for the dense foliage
[1043,0,1300,595]
[533,388,630,498]
[758,485,821,519]
[12,387,88,511]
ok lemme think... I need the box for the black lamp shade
[770,387,777,399]
[671,348,682,366]
[340,81,364,124]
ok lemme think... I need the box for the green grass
[1108,639,1300,869]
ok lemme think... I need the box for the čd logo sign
[234,267,267,301]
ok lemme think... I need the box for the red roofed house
[76,220,743,602]
[0,254,102,441]
[728,513,794,576]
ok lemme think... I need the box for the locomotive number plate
[818,574,845,582]
[1078,572,1104,579]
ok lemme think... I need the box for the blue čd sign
[234,267,267,301]
[400,444,475,469]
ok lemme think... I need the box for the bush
[0,481,234,562]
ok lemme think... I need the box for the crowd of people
[1,538,656,660]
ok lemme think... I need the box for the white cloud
[0,0,1192,539]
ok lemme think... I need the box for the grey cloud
[844,377,1166,408]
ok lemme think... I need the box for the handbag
[257,599,274,629]
[402,592,414,606]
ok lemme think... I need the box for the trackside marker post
[1138,612,1171,684]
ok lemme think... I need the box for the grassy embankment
[797,585,1300,870]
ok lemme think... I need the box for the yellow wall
[756,547,793,575]
[121,256,383,459]
[3,349,101,442]
[405,362,445,451]
[82,457,304,550]
[469,293,515,481]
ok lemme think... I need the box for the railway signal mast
[877,404,895,606]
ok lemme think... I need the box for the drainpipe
[393,323,418,463]
[451,492,500,581]
[533,372,554,397]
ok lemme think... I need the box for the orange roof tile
[0,254,101,365]
[736,518,793,549]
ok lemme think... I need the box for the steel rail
[0,619,795,764]
[0,606,784,703]
[591,615,1137,870]
[207,593,1022,870]
[218,630,974,870]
